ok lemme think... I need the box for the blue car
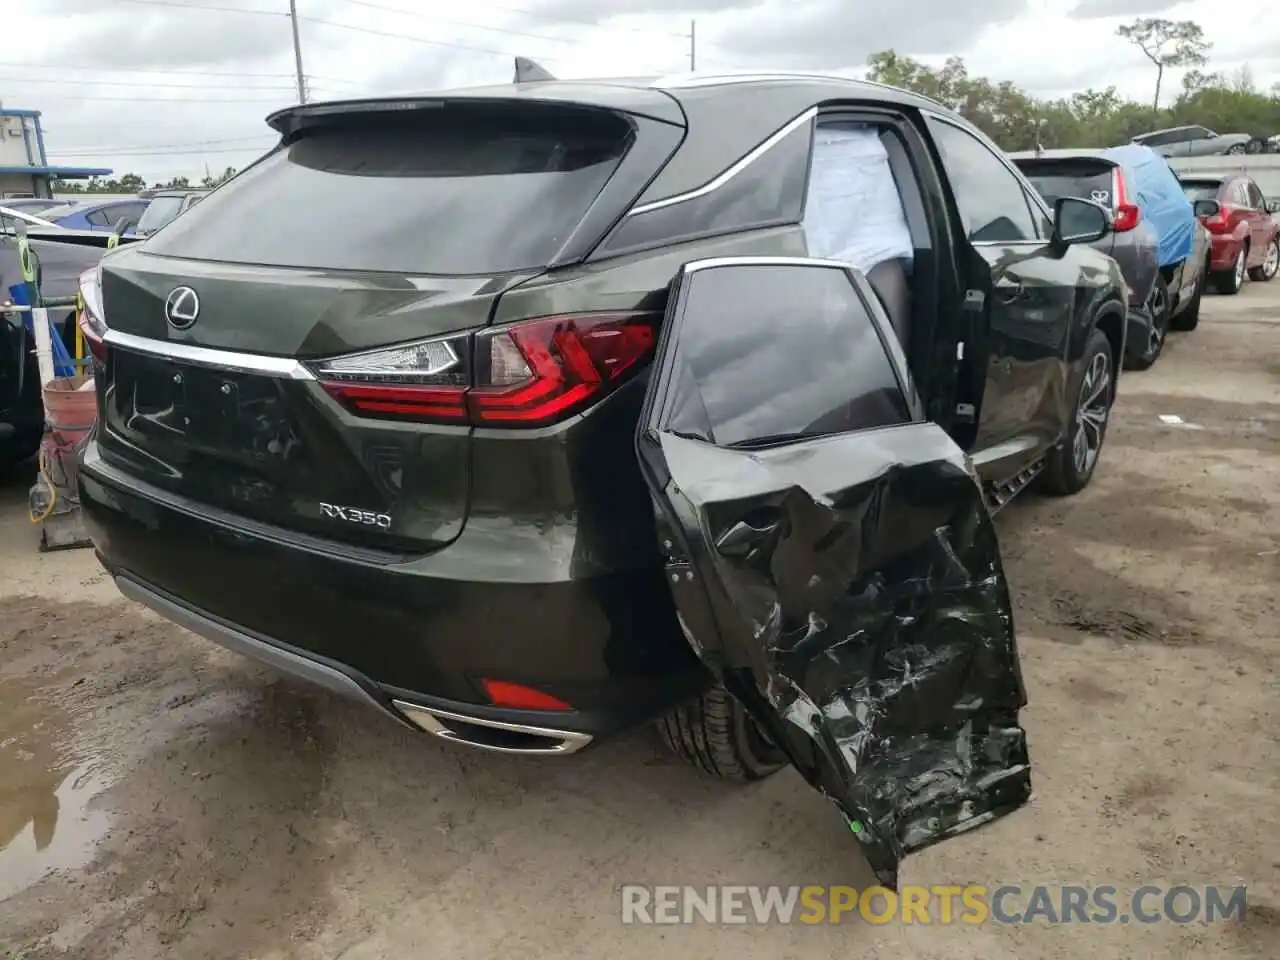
[41,197,150,234]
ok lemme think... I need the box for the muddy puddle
[0,677,113,901]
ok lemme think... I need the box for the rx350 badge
[320,503,392,529]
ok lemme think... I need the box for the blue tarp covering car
[1102,144,1194,268]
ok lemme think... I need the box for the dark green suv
[78,72,1126,884]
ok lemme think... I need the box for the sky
[4,0,1279,184]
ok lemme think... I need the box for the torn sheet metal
[649,427,1031,888]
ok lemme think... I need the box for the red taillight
[480,678,573,712]
[1112,168,1140,232]
[1203,206,1231,233]
[77,266,108,362]
[469,312,656,425]
[314,312,658,428]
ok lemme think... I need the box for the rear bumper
[1208,235,1241,271]
[80,440,706,747]
[115,574,594,754]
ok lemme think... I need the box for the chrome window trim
[626,107,818,215]
[103,329,316,380]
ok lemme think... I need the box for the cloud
[709,0,1029,69]
[1070,0,1184,19]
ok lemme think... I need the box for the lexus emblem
[164,286,200,329]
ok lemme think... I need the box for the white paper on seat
[803,124,914,273]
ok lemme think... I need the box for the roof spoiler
[513,57,556,84]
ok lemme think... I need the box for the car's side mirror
[1052,196,1111,248]
[1266,198,1280,214]
[112,215,137,233]
[1193,199,1222,218]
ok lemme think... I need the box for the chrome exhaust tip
[391,700,593,756]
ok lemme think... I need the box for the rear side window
[666,264,911,447]
[1017,161,1115,209]
[146,106,633,274]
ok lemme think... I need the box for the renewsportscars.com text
[620,884,1247,925]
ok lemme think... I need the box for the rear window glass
[1180,181,1222,203]
[667,264,911,447]
[1016,163,1114,208]
[145,106,633,274]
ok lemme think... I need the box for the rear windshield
[145,105,633,274]
[1180,180,1222,203]
[1016,161,1115,208]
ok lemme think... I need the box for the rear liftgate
[636,258,1032,888]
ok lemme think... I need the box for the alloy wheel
[1235,248,1248,288]
[1227,144,1247,155]
[1147,283,1167,356]
[1264,239,1280,279]
[1072,351,1110,478]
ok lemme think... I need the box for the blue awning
[0,165,114,178]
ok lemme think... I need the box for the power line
[0,61,363,86]
[75,0,287,16]
[0,74,298,91]
[52,143,275,157]
[52,135,273,152]
[33,93,294,103]
[295,14,560,60]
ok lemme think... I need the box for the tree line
[866,17,1280,151]
[52,166,238,195]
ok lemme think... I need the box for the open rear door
[637,256,1031,888]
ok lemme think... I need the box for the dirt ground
[1,283,1277,960]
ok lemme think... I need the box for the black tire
[1043,326,1114,497]
[1247,236,1279,282]
[1125,275,1168,370]
[1226,143,1247,156]
[1214,244,1247,295]
[1170,257,1207,331]
[656,684,787,781]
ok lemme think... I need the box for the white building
[0,105,111,198]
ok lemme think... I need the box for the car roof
[267,70,955,207]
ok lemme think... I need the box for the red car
[1180,175,1280,294]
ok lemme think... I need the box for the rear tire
[1043,326,1114,497]
[657,685,788,781]
[1125,275,1168,370]
[1214,244,1247,295]
[1247,236,1279,282]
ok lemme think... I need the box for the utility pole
[689,19,696,71]
[288,0,307,103]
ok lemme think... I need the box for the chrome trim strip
[392,700,593,756]
[627,107,818,215]
[104,329,316,380]
[684,255,853,273]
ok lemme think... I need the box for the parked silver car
[1130,125,1260,158]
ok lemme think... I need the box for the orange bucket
[42,375,97,447]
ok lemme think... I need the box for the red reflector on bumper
[480,678,572,712]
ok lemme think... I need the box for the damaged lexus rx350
[78,70,1127,884]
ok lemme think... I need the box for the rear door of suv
[90,98,678,556]
[637,257,1030,888]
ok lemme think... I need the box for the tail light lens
[1112,168,1141,232]
[77,266,108,363]
[313,311,659,428]
[1203,206,1231,233]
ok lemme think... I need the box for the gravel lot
[2,283,1277,959]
